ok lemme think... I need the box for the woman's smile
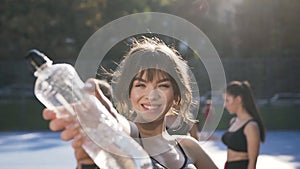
[142,102,162,111]
[139,100,166,118]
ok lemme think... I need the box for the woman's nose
[147,88,160,101]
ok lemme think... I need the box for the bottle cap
[26,49,52,70]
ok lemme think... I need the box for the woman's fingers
[60,122,80,141]
[72,132,94,164]
[43,106,77,132]
[48,118,67,131]
[42,108,56,120]
[42,106,75,120]
[72,133,83,148]
[74,145,94,164]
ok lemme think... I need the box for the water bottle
[26,49,152,169]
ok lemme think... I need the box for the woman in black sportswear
[222,81,265,169]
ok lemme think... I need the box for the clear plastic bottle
[26,49,152,169]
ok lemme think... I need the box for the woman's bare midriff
[227,149,248,161]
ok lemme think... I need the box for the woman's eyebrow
[133,77,170,83]
[133,77,146,82]
[157,78,170,83]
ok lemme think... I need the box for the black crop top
[221,119,254,152]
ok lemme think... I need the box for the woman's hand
[41,78,114,167]
[43,108,94,166]
[72,131,95,167]
[42,108,76,140]
[41,78,135,168]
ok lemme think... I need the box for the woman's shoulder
[176,135,218,169]
[244,119,259,129]
[176,135,203,153]
[244,120,260,136]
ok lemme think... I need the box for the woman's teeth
[143,104,159,110]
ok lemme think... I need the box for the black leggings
[224,160,249,169]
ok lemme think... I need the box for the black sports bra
[221,119,255,152]
[138,133,194,169]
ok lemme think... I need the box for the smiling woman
[108,36,217,169]
[42,36,218,169]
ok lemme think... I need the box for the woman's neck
[236,107,252,121]
[136,120,166,137]
[136,123,177,156]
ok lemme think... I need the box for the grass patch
[0,98,48,131]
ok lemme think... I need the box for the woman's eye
[135,83,145,87]
[159,84,170,88]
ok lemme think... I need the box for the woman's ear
[235,95,242,104]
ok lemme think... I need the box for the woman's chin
[135,110,164,123]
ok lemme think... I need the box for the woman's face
[224,93,239,115]
[129,71,175,123]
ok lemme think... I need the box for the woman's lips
[141,103,162,111]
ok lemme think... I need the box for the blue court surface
[202,131,300,169]
[0,130,299,169]
[0,131,76,169]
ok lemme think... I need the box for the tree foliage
[0,0,299,60]
[0,0,168,60]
